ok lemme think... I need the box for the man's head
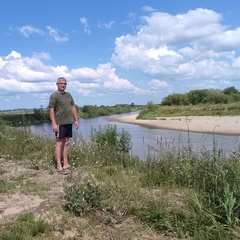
[56,77,67,92]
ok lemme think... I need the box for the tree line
[78,104,140,118]
[0,104,143,126]
[161,86,240,106]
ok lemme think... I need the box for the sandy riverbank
[108,114,240,136]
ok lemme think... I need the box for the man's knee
[65,138,70,146]
[56,139,64,146]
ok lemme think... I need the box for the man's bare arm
[49,107,58,132]
[72,105,79,129]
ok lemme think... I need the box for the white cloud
[0,51,55,82]
[148,79,171,90]
[96,63,141,92]
[70,67,100,81]
[112,8,240,84]
[5,51,21,60]
[17,25,44,37]
[46,26,69,42]
[11,25,69,43]
[127,12,137,22]
[0,52,142,97]
[98,21,115,29]
[0,78,52,92]
[32,52,51,60]
[142,6,156,13]
[232,57,240,67]
[80,17,91,34]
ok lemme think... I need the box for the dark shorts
[55,124,73,139]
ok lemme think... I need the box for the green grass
[137,102,240,119]
[0,211,52,240]
[1,124,240,239]
[0,179,13,193]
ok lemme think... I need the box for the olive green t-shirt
[49,92,75,125]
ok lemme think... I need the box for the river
[30,112,240,160]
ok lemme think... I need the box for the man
[49,77,79,175]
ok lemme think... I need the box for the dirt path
[0,157,65,221]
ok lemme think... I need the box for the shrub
[64,175,103,217]
[90,124,132,153]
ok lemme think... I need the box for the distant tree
[146,101,158,111]
[98,106,110,116]
[187,89,209,105]
[82,105,98,117]
[114,106,122,114]
[202,91,229,104]
[223,86,239,95]
[161,93,189,106]
[33,107,48,122]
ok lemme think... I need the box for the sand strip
[108,114,240,136]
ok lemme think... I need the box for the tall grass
[0,125,53,167]
[1,124,240,239]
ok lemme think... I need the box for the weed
[0,211,52,239]
[0,179,15,193]
[64,173,103,217]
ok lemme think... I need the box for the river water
[30,112,240,160]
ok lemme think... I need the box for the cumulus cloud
[32,52,51,60]
[148,79,171,90]
[0,51,55,82]
[0,51,141,97]
[97,63,141,92]
[112,8,240,83]
[0,78,51,92]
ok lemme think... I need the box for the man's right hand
[52,124,58,132]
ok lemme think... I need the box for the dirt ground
[0,157,65,222]
[0,157,173,240]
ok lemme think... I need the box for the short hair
[57,77,67,83]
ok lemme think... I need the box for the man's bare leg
[63,138,70,169]
[55,139,64,170]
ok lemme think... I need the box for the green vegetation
[1,124,240,239]
[1,212,52,240]
[79,103,142,118]
[0,104,143,126]
[137,87,240,119]
[0,108,50,126]
[162,87,240,106]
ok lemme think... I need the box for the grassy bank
[1,124,240,239]
[137,102,240,120]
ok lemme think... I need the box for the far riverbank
[108,114,240,136]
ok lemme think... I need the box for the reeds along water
[29,114,240,160]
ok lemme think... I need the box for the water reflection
[30,112,240,160]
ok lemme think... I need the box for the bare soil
[0,157,64,221]
[0,157,174,240]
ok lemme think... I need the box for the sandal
[57,169,68,175]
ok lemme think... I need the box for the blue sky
[1,0,240,110]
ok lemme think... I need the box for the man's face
[57,80,67,91]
